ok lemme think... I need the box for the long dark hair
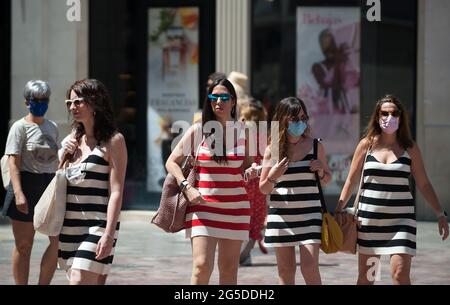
[270,97,310,161]
[363,94,413,149]
[202,78,237,163]
[66,79,117,144]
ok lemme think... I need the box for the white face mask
[379,116,399,135]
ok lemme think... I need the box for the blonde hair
[239,99,267,123]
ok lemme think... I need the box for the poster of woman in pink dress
[297,7,360,193]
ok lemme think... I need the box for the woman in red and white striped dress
[166,78,258,285]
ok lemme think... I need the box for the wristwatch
[437,210,448,219]
[179,180,189,191]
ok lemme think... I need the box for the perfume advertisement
[147,7,199,192]
[296,7,360,194]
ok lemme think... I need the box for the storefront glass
[252,0,417,206]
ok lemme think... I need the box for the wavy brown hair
[66,79,117,144]
[363,95,413,149]
[270,97,310,160]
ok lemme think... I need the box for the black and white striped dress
[58,146,120,275]
[264,149,323,247]
[357,150,416,256]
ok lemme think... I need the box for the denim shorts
[2,172,55,222]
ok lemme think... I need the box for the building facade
[2,0,449,220]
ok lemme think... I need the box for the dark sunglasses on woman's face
[208,94,231,102]
[379,110,401,118]
[65,97,85,109]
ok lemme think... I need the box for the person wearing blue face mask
[259,97,332,285]
[2,80,59,285]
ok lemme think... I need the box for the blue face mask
[288,121,308,137]
[28,100,49,117]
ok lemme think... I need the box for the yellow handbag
[321,212,343,254]
[313,139,343,254]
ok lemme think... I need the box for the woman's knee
[218,257,239,276]
[300,260,318,274]
[69,269,99,285]
[192,255,214,277]
[277,260,296,278]
[391,264,410,283]
[15,239,33,255]
[48,236,59,249]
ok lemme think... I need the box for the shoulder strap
[313,138,327,214]
[352,144,371,213]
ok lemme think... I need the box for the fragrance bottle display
[162,26,187,82]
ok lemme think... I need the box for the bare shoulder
[110,132,126,147]
[104,132,126,155]
[406,141,420,157]
[355,138,371,153]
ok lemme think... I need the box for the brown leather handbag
[151,138,203,233]
[334,147,370,254]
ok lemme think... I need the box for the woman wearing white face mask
[335,95,449,285]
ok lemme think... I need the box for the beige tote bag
[33,168,67,236]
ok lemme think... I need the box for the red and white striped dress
[185,128,251,241]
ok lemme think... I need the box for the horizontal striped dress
[58,146,120,275]
[185,129,251,241]
[265,149,323,247]
[357,150,416,256]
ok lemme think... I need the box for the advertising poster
[147,7,199,191]
[296,7,360,194]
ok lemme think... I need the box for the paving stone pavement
[1,212,449,285]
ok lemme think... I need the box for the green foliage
[150,9,176,42]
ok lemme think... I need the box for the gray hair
[23,80,51,101]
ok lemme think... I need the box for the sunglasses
[208,94,232,102]
[379,110,401,118]
[65,98,86,109]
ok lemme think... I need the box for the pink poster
[296,7,360,194]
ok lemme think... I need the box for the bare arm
[259,146,274,195]
[335,138,370,212]
[259,146,289,195]
[165,124,205,204]
[165,124,199,186]
[242,127,256,177]
[310,141,332,186]
[409,143,449,240]
[409,143,445,216]
[96,133,128,260]
[105,133,127,238]
[9,155,28,214]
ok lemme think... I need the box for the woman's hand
[244,163,260,181]
[310,159,325,178]
[267,157,289,182]
[438,216,449,241]
[95,233,115,261]
[183,185,205,205]
[63,138,78,155]
[15,192,28,214]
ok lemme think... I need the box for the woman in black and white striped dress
[59,79,127,285]
[336,95,449,285]
[260,97,332,285]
